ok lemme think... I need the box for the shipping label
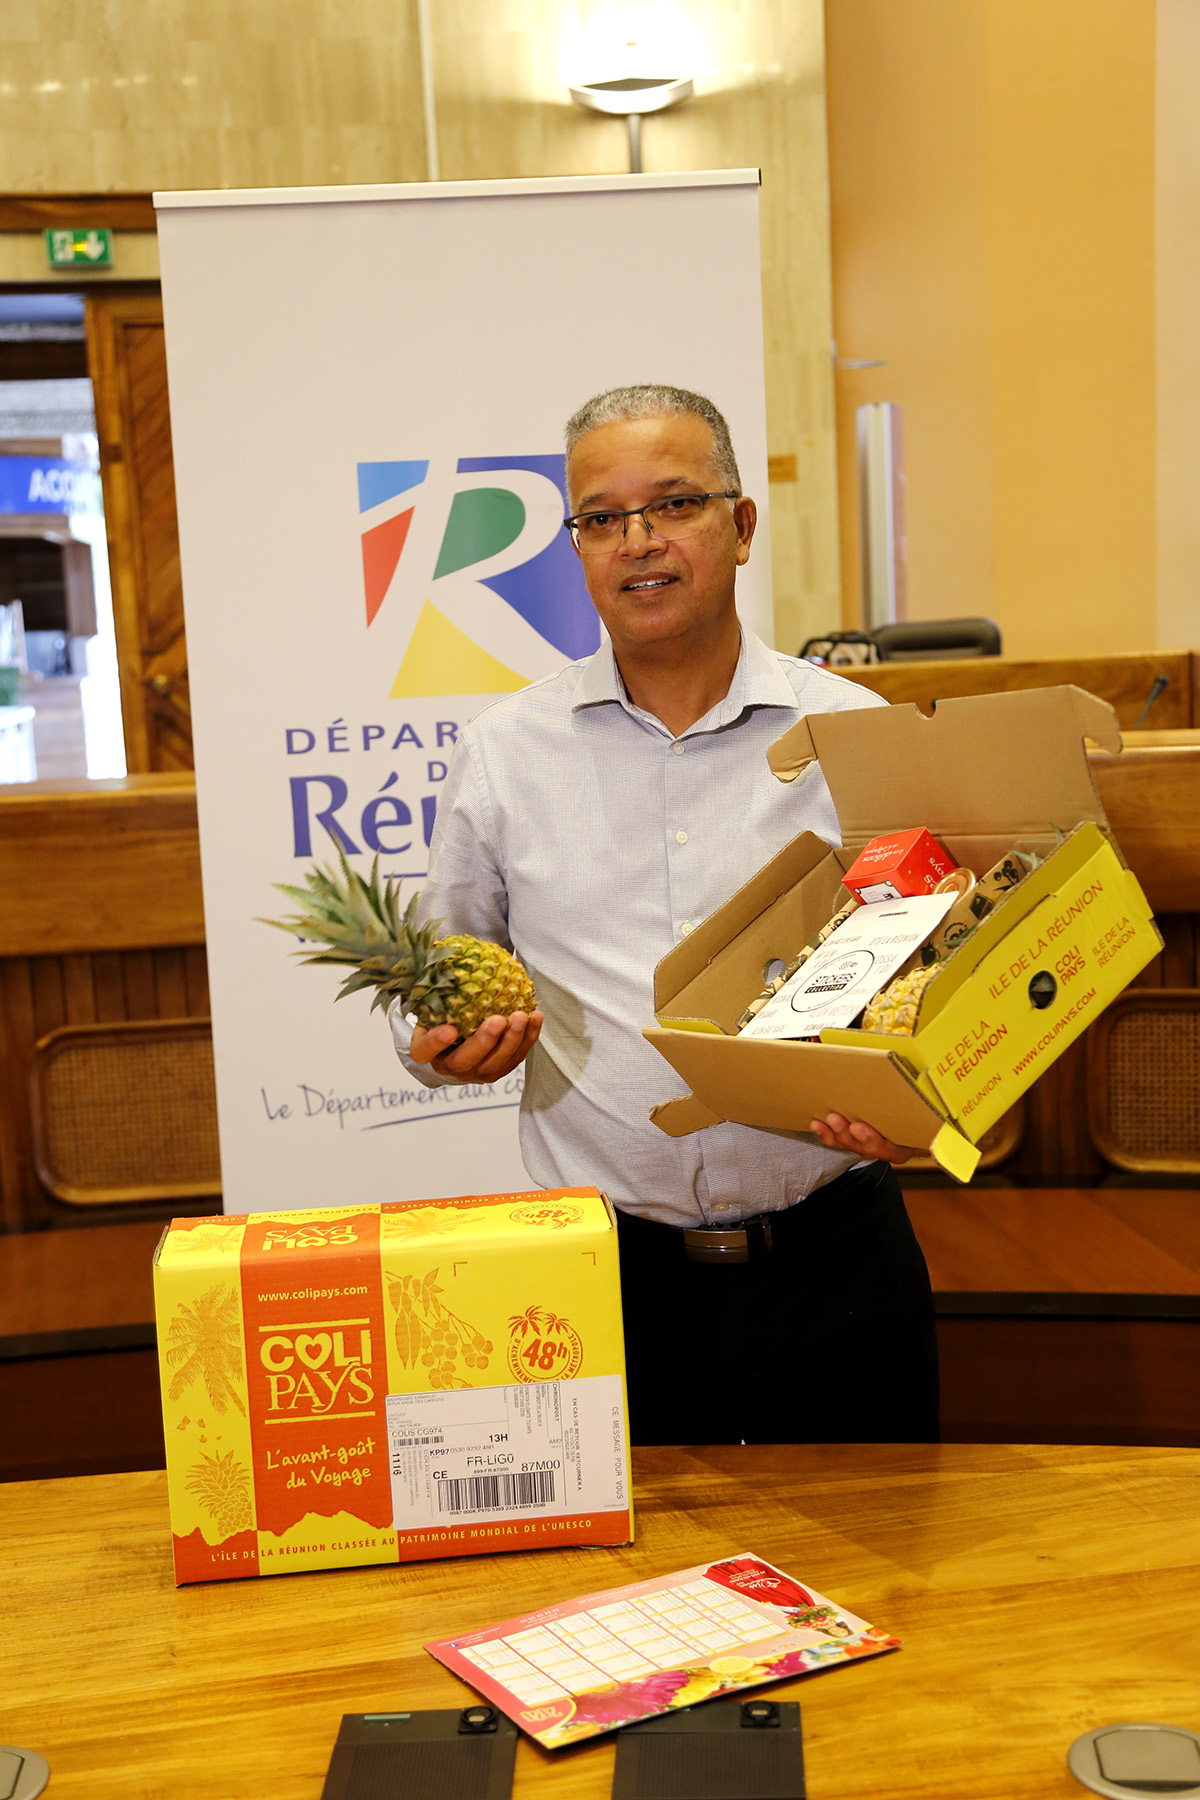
[387,1374,627,1529]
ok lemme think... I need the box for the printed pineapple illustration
[263,848,536,1039]
[389,1269,492,1390]
[165,1283,247,1416]
[186,1449,254,1536]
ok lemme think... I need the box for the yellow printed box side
[380,1231,625,1395]
[154,1192,630,1582]
[911,844,1159,1137]
[154,1217,260,1584]
[816,827,1161,1145]
[378,1186,611,1250]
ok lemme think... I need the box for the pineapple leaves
[259,833,536,1027]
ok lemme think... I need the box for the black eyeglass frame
[562,491,740,548]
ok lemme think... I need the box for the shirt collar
[572,627,796,732]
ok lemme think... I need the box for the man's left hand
[809,1112,916,1165]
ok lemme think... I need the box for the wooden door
[87,291,193,771]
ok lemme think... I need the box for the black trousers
[616,1162,939,1446]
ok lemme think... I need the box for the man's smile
[620,573,678,592]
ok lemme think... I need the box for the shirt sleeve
[389,728,508,1088]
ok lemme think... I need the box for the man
[392,384,937,1446]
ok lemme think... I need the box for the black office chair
[870,618,1002,661]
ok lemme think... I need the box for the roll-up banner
[155,171,771,1214]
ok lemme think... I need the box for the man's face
[566,413,756,655]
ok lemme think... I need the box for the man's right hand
[409,1010,543,1084]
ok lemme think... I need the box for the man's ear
[734,496,757,565]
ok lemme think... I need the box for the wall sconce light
[568,75,694,174]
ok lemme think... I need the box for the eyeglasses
[563,491,738,553]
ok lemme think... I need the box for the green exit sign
[45,227,113,269]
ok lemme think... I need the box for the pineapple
[186,1449,254,1537]
[264,848,536,1040]
[860,963,938,1036]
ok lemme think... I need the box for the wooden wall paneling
[0,1348,166,1482]
[1128,917,1197,991]
[29,956,66,1041]
[121,949,159,1020]
[0,959,38,1227]
[0,777,204,956]
[1091,743,1200,913]
[152,947,189,1018]
[1144,915,1197,988]
[62,953,97,1024]
[937,1317,1200,1446]
[86,291,192,774]
[840,649,1193,728]
[183,946,210,1016]
[91,952,129,1024]
[0,195,157,231]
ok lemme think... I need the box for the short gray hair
[564,384,742,498]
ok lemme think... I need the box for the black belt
[681,1219,775,1263]
[625,1163,881,1265]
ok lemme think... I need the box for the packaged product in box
[154,1187,631,1585]
[643,687,1162,1182]
[842,827,957,902]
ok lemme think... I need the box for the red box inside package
[842,827,957,902]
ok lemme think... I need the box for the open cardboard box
[644,687,1162,1182]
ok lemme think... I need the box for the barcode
[436,1470,556,1514]
[394,1434,444,1447]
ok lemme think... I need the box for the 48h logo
[507,1305,583,1382]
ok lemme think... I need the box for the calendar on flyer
[426,1551,900,1748]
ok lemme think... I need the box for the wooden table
[4,1444,1199,1798]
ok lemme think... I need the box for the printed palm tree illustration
[165,1282,246,1416]
[508,1304,572,1340]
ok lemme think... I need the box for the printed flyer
[426,1552,899,1747]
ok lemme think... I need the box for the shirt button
[680,921,693,936]
[672,742,685,756]
[675,830,688,844]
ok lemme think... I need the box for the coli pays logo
[258,1318,376,1417]
[357,455,600,699]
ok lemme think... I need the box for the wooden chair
[29,1017,221,1205]
[1088,990,1200,1174]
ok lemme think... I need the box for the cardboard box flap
[643,1025,950,1149]
[653,828,834,1016]
[767,685,1122,847]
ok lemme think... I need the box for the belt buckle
[682,1219,773,1264]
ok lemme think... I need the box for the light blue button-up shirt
[391,629,887,1226]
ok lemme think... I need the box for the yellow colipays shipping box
[153,1187,631,1585]
[645,687,1162,1182]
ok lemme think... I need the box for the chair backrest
[30,1017,221,1205]
[872,617,1002,661]
[1088,991,1200,1173]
